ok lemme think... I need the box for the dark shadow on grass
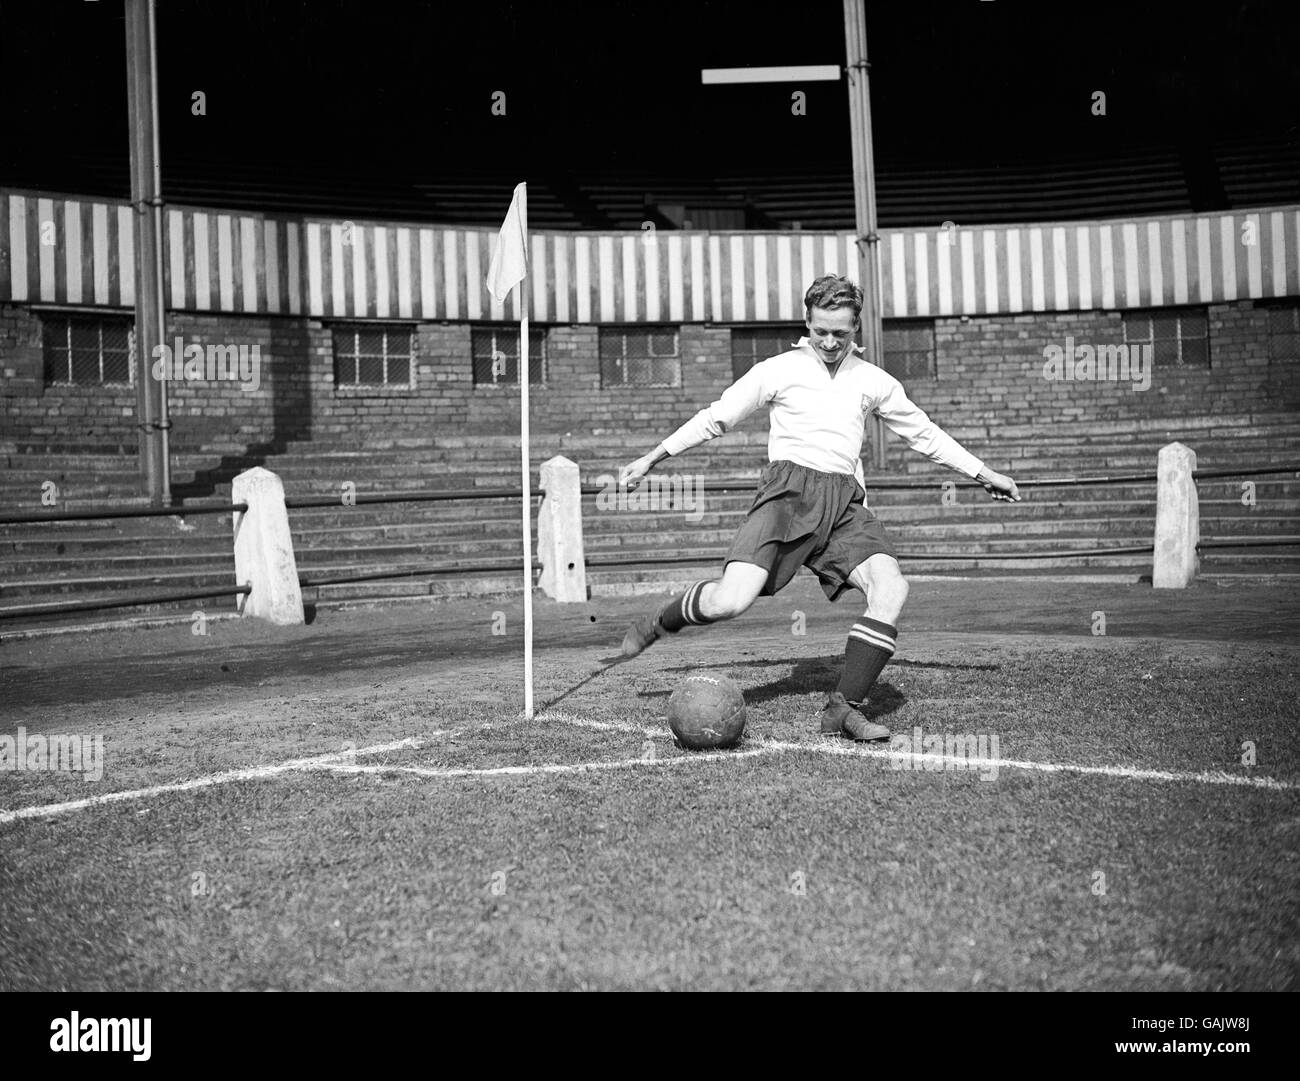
[641,653,908,720]
[660,655,1000,677]
[892,658,1001,671]
[537,662,622,713]
[655,654,836,696]
[739,659,906,719]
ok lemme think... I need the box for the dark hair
[804,274,863,321]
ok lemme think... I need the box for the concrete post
[1153,442,1199,589]
[231,466,305,623]
[538,455,587,602]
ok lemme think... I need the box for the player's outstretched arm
[620,364,771,490]
[975,465,1021,502]
[871,371,1021,503]
[618,444,671,491]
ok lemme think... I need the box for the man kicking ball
[617,274,1020,741]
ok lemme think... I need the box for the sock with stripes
[656,580,717,633]
[837,617,897,704]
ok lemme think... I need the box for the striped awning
[3,190,1297,322]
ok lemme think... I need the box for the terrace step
[2,410,1297,625]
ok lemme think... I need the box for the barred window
[42,313,135,385]
[1264,302,1300,362]
[730,325,804,379]
[332,324,415,387]
[1123,308,1209,367]
[599,327,680,387]
[471,325,546,386]
[883,320,936,380]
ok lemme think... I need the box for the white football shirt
[659,338,984,490]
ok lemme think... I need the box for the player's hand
[618,455,655,491]
[978,468,1021,502]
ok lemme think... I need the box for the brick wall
[919,305,1298,428]
[412,324,739,437]
[0,307,314,455]
[2,301,1297,458]
[1,305,139,452]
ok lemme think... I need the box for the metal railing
[0,487,541,621]
[1,460,1297,623]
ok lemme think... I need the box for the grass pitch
[1,577,1297,991]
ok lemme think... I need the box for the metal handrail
[0,584,250,621]
[0,501,248,525]
[2,461,1297,619]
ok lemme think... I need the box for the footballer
[617,274,1021,741]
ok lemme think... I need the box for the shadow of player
[642,654,908,721]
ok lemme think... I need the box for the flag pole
[517,185,534,720]
[485,181,533,720]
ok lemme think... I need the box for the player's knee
[703,581,754,621]
[708,591,747,621]
[871,566,909,611]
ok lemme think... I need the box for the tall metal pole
[146,0,171,503]
[517,185,533,720]
[124,0,170,503]
[843,0,888,468]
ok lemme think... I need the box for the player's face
[805,306,859,366]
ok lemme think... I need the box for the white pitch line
[534,712,663,738]
[311,745,778,780]
[539,713,1298,792]
[5,710,1293,828]
[0,736,431,825]
[757,739,1299,791]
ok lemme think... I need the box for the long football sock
[837,617,897,704]
[656,580,717,633]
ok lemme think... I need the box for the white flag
[486,182,528,301]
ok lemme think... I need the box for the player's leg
[837,552,908,710]
[621,560,768,657]
[696,560,770,620]
[848,552,909,621]
[807,499,903,740]
[621,460,805,659]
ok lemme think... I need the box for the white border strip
[701,65,840,84]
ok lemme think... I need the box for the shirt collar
[795,336,866,359]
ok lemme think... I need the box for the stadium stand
[7,131,1296,230]
[2,128,1297,628]
[3,412,1298,629]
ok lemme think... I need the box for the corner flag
[487,183,528,302]
[487,182,534,719]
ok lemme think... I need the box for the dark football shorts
[724,459,898,602]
